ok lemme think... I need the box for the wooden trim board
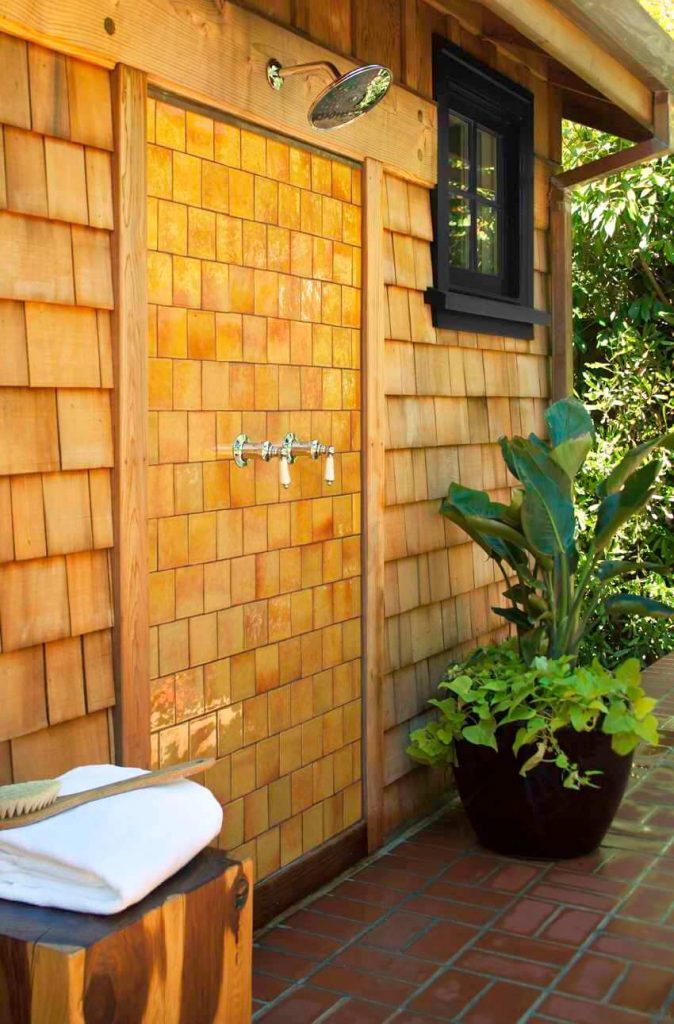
[549,183,574,401]
[0,0,436,185]
[553,91,672,189]
[362,159,386,855]
[552,0,674,93]
[449,0,654,130]
[253,822,367,930]
[111,64,150,768]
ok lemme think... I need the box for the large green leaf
[499,437,520,481]
[545,397,595,447]
[509,438,576,557]
[519,626,546,664]
[605,594,674,619]
[466,515,531,550]
[597,560,673,581]
[546,397,596,480]
[443,483,512,523]
[440,501,527,571]
[594,459,662,552]
[597,430,674,497]
[492,606,533,629]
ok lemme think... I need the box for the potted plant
[408,397,674,858]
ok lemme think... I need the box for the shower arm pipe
[278,61,340,81]
[267,60,340,90]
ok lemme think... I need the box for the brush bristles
[0,780,61,819]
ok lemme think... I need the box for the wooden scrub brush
[0,758,214,831]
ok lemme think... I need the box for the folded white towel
[0,764,223,915]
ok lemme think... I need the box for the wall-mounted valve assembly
[231,433,335,490]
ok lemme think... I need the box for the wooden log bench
[0,848,252,1024]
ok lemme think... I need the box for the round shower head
[266,59,393,131]
[309,65,393,131]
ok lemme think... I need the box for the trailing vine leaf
[462,720,498,750]
[520,742,547,775]
[407,643,660,787]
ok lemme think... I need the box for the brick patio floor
[252,654,674,1023]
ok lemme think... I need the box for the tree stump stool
[0,848,253,1024]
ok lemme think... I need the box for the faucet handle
[324,448,335,485]
[279,454,292,489]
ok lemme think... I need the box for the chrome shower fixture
[231,434,279,469]
[266,59,393,131]
[281,433,335,489]
[229,433,335,489]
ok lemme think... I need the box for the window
[426,38,550,338]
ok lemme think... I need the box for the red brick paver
[253,654,674,1022]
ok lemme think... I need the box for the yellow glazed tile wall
[147,100,363,881]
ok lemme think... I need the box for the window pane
[477,203,499,274]
[477,128,498,201]
[448,114,470,191]
[449,195,471,269]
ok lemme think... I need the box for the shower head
[267,59,393,131]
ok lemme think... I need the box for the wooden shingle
[0,387,60,475]
[28,43,70,139]
[0,556,70,651]
[25,303,100,388]
[4,127,47,218]
[45,635,86,724]
[0,35,31,129]
[0,645,47,742]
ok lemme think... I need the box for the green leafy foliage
[407,642,658,787]
[565,112,674,666]
[440,397,674,664]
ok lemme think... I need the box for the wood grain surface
[0,849,252,1024]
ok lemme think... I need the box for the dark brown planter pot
[453,725,632,859]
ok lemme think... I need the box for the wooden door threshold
[253,821,367,931]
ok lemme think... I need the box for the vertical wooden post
[363,158,386,853]
[111,64,150,768]
[549,182,574,401]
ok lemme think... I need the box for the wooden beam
[549,183,574,402]
[363,157,386,854]
[432,0,654,131]
[0,0,436,185]
[554,91,672,190]
[111,64,150,768]
[559,90,651,145]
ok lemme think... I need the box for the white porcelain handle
[325,452,335,485]
[279,455,291,489]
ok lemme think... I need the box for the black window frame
[426,36,550,339]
